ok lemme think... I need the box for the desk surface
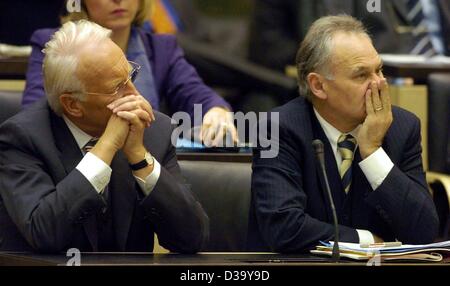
[0,57,28,80]
[383,61,450,82]
[177,152,252,163]
[1,252,449,266]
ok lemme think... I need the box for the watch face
[145,152,154,165]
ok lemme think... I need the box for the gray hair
[42,20,112,115]
[295,15,370,101]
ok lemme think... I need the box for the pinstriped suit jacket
[247,97,439,252]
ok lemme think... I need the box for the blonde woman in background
[23,0,237,146]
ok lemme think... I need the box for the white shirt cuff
[356,229,375,245]
[76,152,111,194]
[358,147,394,190]
[134,159,161,196]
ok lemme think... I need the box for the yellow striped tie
[337,134,356,194]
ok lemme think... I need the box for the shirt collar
[62,115,94,150]
[126,27,146,59]
[313,108,360,150]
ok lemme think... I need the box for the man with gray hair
[0,20,209,253]
[247,15,438,252]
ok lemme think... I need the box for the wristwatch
[129,152,154,171]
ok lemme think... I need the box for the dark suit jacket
[247,97,439,252]
[249,0,450,71]
[0,99,209,253]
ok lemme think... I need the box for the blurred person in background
[22,0,238,146]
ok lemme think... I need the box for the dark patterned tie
[337,134,356,194]
[406,0,438,56]
[82,138,98,154]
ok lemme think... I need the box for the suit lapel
[110,151,137,251]
[350,148,372,196]
[50,111,99,251]
[348,148,372,226]
[309,104,345,220]
[50,112,83,176]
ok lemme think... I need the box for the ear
[307,72,328,100]
[60,94,83,117]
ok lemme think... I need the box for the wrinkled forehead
[329,32,381,72]
[76,40,129,87]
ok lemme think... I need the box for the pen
[360,242,402,248]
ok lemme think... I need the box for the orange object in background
[149,0,178,34]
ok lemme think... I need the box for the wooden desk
[390,85,429,170]
[177,152,252,163]
[383,62,450,83]
[0,57,28,80]
[1,252,448,266]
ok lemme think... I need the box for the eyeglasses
[83,61,141,97]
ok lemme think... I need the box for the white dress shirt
[63,115,161,196]
[313,109,394,244]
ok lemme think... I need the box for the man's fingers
[371,81,382,112]
[380,79,391,113]
[107,95,138,109]
[131,109,152,126]
[365,89,374,116]
[140,100,155,121]
[109,95,155,124]
[112,100,141,113]
[116,111,145,129]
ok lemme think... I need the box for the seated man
[247,15,439,252]
[0,20,208,253]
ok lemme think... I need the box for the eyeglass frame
[81,60,141,97]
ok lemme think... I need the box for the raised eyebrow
[351,66,369,75]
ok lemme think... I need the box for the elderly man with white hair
[0,20,209,253]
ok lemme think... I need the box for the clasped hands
[91,96,239,167]
[356,78,393,159]
[90,94,154,167]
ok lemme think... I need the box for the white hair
[42,20,112,115]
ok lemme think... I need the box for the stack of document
[311,241,450,262]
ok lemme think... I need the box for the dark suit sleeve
[22,29,50,107]
[365,115,439,244]
[157,35,231,119]
[0,120,105,253]
[139,126,209,253]
[251,118,358,253]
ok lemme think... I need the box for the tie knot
[83,138,99,153]
[337,134,356,160]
